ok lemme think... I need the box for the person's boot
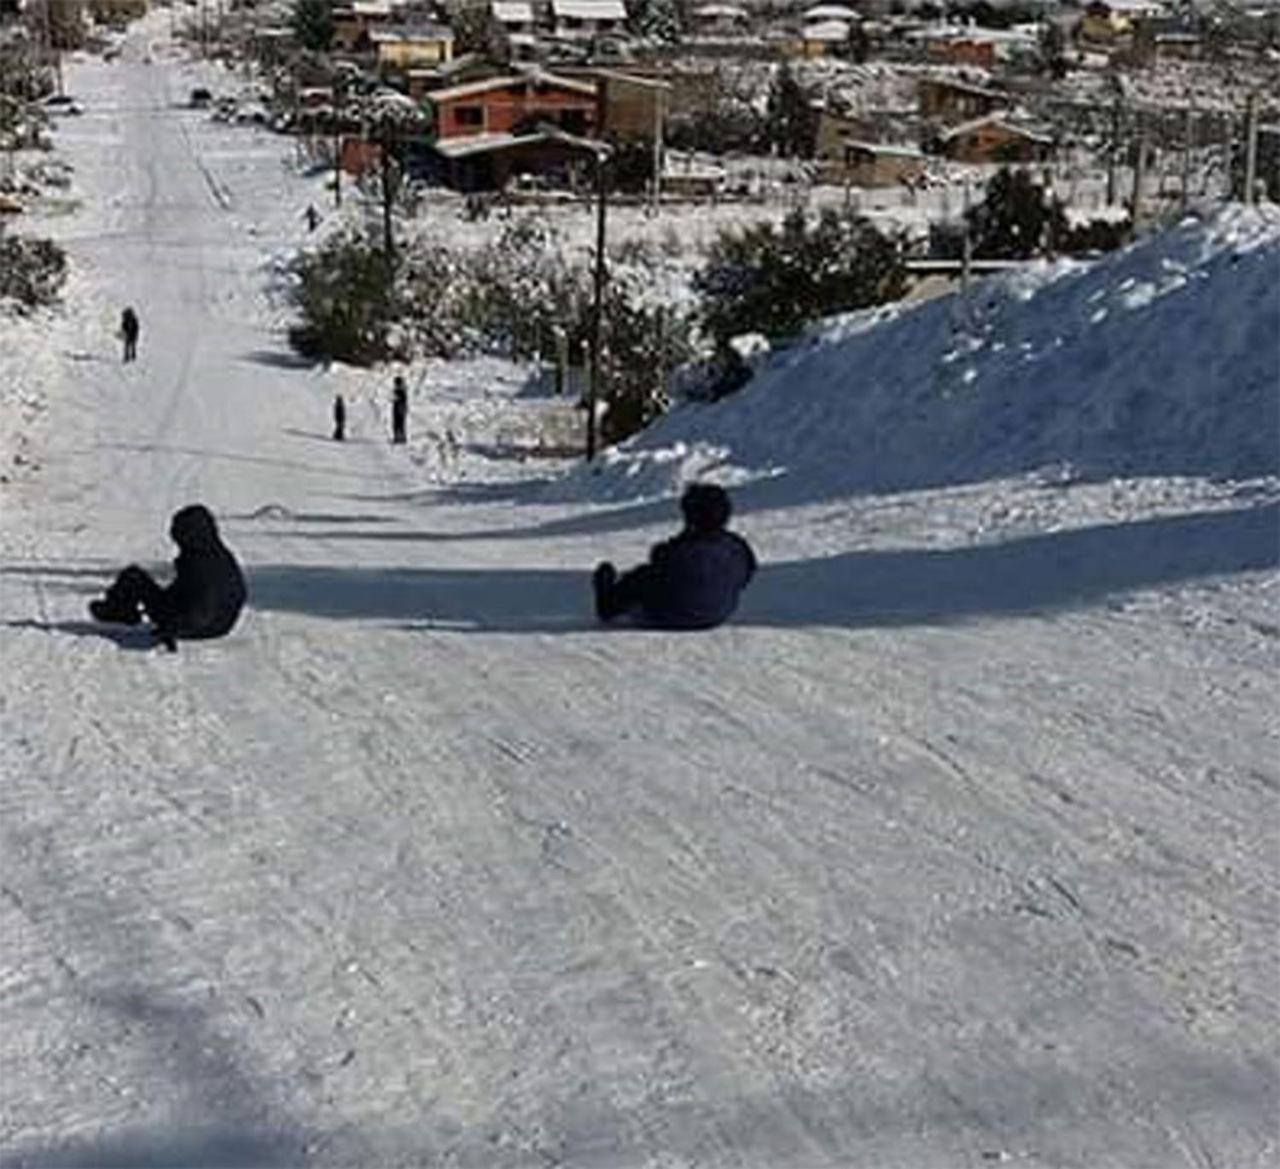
[592,562,618,622]
[89,596,141,625]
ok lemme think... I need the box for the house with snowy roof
[802,4,858,22]
[1080,0,1168,42]
[549,0,627,39]
[424,71,599,141]
[332,0,401,51]
[492,0,536,36]
[939,113,1054,164]
[797,19,851,56]
[369,24,455,71]
[917,76,1008,124]
[691,3,749,35]
[835,140,929,188]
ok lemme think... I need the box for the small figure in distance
[332,392,346,441]
[391,374,408,444]
[304,203,321,232]
[88,504,247,652]
[120,306,139,363]
[593,483,757,631]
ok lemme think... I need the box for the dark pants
[596,562,654,621]
[103,564,173,626]
[123,335,138,362]
[392,407,406,444]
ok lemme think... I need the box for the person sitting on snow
[88,504,247,651]
[592,483,757,631]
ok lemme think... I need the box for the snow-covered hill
[565,205,1280,506]
[1,15,1277,1169]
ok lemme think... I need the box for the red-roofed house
[426,72,600,141]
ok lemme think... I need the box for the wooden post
[1243,91,1259,204]
[1180,102,1193,215]
[1106,94,1121,206]
[333,82,345,208]
[651,83,664,215]
[1130,131,1146,229]
[586,149,609,462]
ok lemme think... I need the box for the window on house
[456,106,484,128]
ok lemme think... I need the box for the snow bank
[549,205,1280,507]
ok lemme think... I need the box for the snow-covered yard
[1,14,1276,1169]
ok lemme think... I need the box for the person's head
[680,483,731,533]
[394,375,406,391]
[170,504,220,551]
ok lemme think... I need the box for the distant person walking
[332,393,346,442]
[304,203,321,232]
[391,375,408,444]
[120,306,139,363]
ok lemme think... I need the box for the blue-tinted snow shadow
[742,502,1280,627]
[4,1045,1272,1168]
[3,618,160,650]
[0,856,303,1169]
[247,504,1278,632]
[241,348,317,370]
[262,495,676,545]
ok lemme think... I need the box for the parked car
[189,87,213,108]
[42,94,83,116]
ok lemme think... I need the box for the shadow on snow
[246,505,1278,632]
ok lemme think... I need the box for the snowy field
[1,14,1278,1169]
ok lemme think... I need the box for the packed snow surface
[1,16,1278,1169]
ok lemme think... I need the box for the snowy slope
[563,205,1280,505]
[1,16,1277,1169]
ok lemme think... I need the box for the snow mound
[550,205,1280,507]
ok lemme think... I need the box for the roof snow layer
[556,205,1280,505]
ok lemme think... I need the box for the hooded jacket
[160,505,247,639]
[642,528,757,630]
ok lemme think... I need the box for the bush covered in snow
[399,215,697,444]
[288,229,398,364]
[0,229,67,313]
[289,213,698,442]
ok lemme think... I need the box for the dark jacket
[159,505,247,640]
[643,528,757,630]
[121,308,139,340]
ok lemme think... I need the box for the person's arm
[649,537,674,566]
[164,554,218,631]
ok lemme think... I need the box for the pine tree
[627,0,686,44]
[765,64,818,159]
[291,0,334,54]
[967,168,1068,259]
[694,209,905,348]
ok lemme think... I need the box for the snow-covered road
[1,19,1276,1169]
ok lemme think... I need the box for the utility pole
[333,81,344,208]
[39,0,63,96]
[378,116,397,266]
[1243,91,1259,204]
[1180,102,1194,215]
[1106,93,1122,207]
[586,147,610,462]
[650,82,664,216]
[1130,129,1146,231]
